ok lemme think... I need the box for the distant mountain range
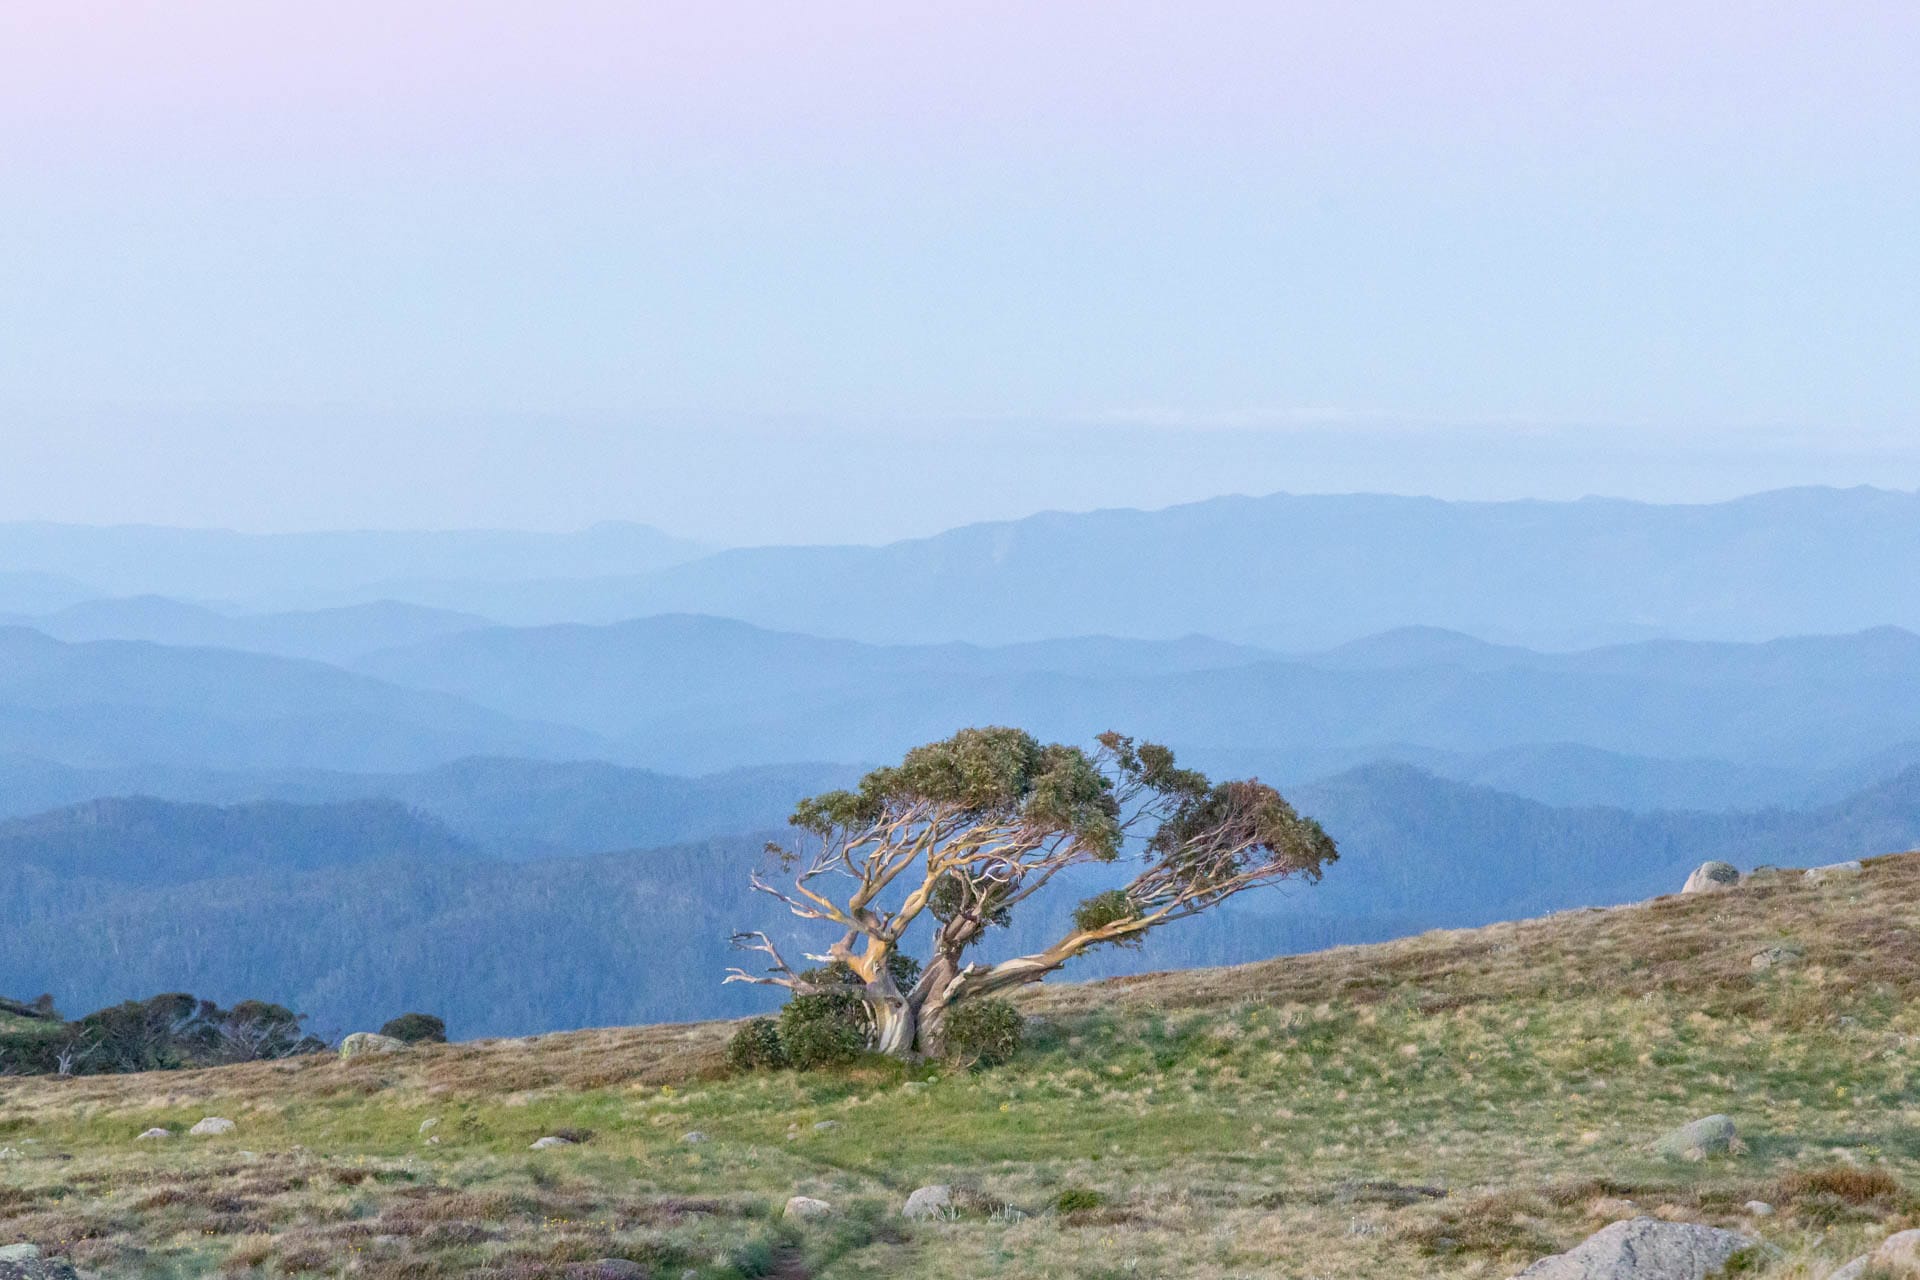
[6,488,1919,649]
[0,754,857,858]
[354,615,1920,773]
[2,764,1915,1037]
[0,795,472,886]
[0,520,709,608]
[7,611,1920,800]
[301,485,1920,648]
[0,596,493,664]
[0,627,602,771]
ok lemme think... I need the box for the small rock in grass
[811,1120,839,1132]
[189,1117,235,1137]
[419,1117,440,1134]
[529,1135,574,1150]
[1652,1114,1739,1160]
[1750,945,1804,972]
[680,1131,707,1144]
[902,1184,953,1220]
[1510,1217,1756,1279]
[784,1195,835,1221]
[1744,1200,1774,1217]
[1804,860,1864,884]
[135,1128,171,1141]
[1680,861,1739,894]
[570,1262,647,1280]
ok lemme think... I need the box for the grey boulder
[1827,1228,1920,1279]
[1652,1115,1738,1160]
[0,1245,77,1280]
[902,1184,953,1219]
[339,1032,407,1058]
[1680,862,1739,894]
[784,1196,835,1220]
[1512,1217,1756,1279]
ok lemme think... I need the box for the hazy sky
[2,3,1916,542]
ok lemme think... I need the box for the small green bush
[942,998,1024,1067]
[1052,1188,1107,1213]
[726,1018,789,1072]
[379,1012,447,1044]
[781,1009,866,1070]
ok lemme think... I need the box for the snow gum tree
[725,726,1338,1059]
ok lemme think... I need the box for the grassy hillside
[1,852,1915,1278]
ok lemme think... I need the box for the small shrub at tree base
[379,1012,448,1044]
[773,958,925,1068]
[780,1010,866,1070]
[942,998,1024,1067]
[726,1018,789,1072]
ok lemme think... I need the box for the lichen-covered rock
[1652,1114,1738,1160]
[784,1196,834,1220]
[564,1261,647,1279]
[1511,1217,1756,1278]
[0,1260,78,1280]
[339,1032,407,1058]
[1877,1230,1920,1269]
[1804,860,1864,884]
[1836,1229,1920,1278]
[0,1244,76,1280]
[135,1127,172,1141]
[189,1117,235,1137]
[902,1184,953,1220]
[1750,944,1804,972]
[1680,862,1739,894]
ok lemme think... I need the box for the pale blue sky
[1,2,1915,540]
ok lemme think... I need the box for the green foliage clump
[726,1018,789,1072]
[789,726,1125,858]
[1072,889,1142,944]
[1051,1187,1107,1213]
[780,995,867,1070]
[731,955,930,1072]
[941,998,1024,1067]
[379,1012,448,1044]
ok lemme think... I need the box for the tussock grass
[2,853,1918,1276]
